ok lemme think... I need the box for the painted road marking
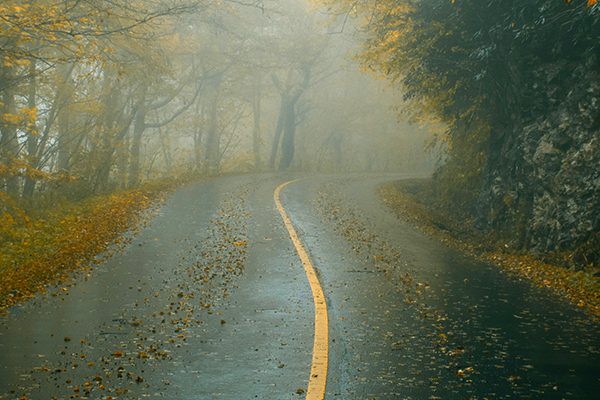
[274,180,329,400]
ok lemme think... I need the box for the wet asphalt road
[0,174,599,399]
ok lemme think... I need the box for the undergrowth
[0,182,176,310]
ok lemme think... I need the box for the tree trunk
[23,61,38,198]
[56,63,75,172]
[91,90,133,193]
[128,105,146,188]
[204,95,220,175]
[252,83,262,171]
[193,100,204,172]
[158,128,172,175]
[0,64,19,197]
[278,101,296,171]
[93,145,115,194]
[116,135,129,189]
[269,95,288,170]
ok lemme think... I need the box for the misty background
[0,0,435,205]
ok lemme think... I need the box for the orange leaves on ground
[0,191,30,241]
[0,187,163,310]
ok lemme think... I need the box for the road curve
[275,179,328,400]
[0,174,598,399]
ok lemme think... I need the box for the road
[1,174,599,399]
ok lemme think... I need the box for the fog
[2,2,599,398]
[0,0,434,201]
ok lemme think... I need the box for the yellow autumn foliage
[0,184,170,310]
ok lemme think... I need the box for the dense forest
[0,0,430,204]
[1,1,598,272]
[0,0,436,309]
[1,2,599,399]
[321,0,599,267]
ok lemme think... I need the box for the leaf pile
[3,182,253,399]
[0,187,167,310]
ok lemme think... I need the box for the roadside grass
[379,179,600,319]
[0,182,176,311]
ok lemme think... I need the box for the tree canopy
[317,0,599,263]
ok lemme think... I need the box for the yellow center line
[274,180,329,400]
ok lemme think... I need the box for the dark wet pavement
[1,174,599,399]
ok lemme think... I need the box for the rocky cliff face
[520,73,599,266]
[447,67,600,268]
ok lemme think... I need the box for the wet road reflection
[288,176,599,399]
[1,174,598,399]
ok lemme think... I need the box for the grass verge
[0,182,176,311]
[379,179,600,319]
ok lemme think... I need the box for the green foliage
[320,0,600,262]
